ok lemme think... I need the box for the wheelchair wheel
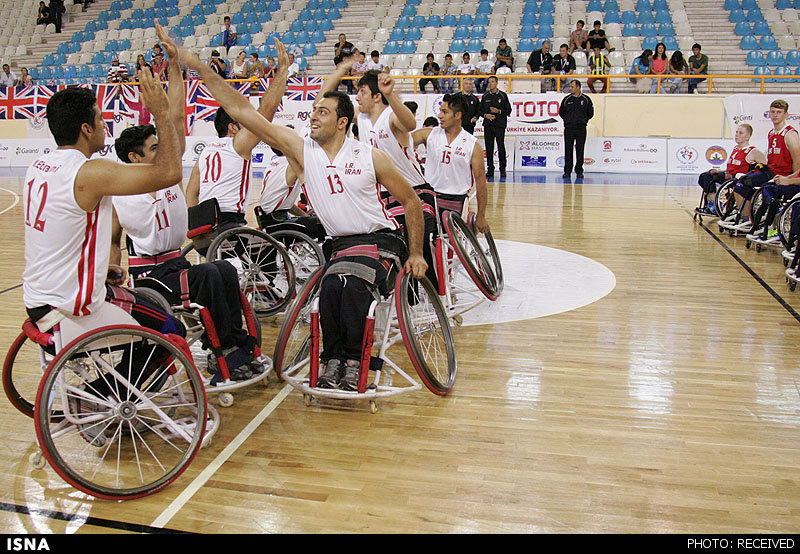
[207,227,296,317]
[777,199,799,250]
[3,332,51,419]
[273,267,324,379]
[395,271,457,396]
[34,325,207,500]
[443,211,499,301]
[750,188,765,229]
[268,229,324,284]
[714,180,737,221]
[134,287,175,316]
[466,212,504,296]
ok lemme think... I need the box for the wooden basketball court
[1,171,799,533]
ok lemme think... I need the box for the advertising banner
[666,139,737,174]
[723,94,800,139]
[514,136,668,173]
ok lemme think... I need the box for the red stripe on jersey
[402,145,425,181]
[73,210,98,316]
[237,159,251,212]
[81,210,99,316]
[375,182,399,229]
[273,183,298,212]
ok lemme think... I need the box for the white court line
[150,378,300,528]
[0,187,19,216]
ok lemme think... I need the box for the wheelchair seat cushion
[187,198,221,239]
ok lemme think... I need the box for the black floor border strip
[691,210,800,324]
[0,283,22,295]
[0,501,194,534]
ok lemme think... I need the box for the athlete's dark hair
[404,100,418,115]
[322,90,355,132]
[423,116,439,127]
[46,87,98,146]
[214,106,237,138]
[115,124,157,163]
[442,93,468,120]
[357,69,389,105]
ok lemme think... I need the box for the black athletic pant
[483,124,506,174]
[563,126,587,175]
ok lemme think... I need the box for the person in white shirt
[287,53,299,78]
[474,49,494,93]
[366,50,387,72]
[457,52,475,76]
[0,64,18,87]
[158,23,427,392]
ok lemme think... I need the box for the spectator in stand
[458,52,475,76]
[222,16,237,54]
[459,78,480,135]
[441,53,457,93]
[419,53,440,93]
[287,53,299,78]
[230,50,249,79]
[552,43,576,92]
[495,38,514,71]
[248,52,265,79]
[333,33,354,66]
[151,51,168,81]
[135,54,153,79]
[649,42,668,93]
[527,39,554,92]
[351,49,369,80]
[16,68,33,86]
[587,45,610,93]
[107,55,129,83]
[48,0,64,33]
[569,20,589,55]
[36,1,50,25]
[665,50,688,94]
[263,56,276,79]
[367,50,387,72]
[629,49,653,93]
[208,50,227,77]
[687,43,708,94]
[587,20,614,54]
[0,64,17,87]
[475,49,493,93]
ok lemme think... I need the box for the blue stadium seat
[450,39,466,52]
[303,43,317,56]
[427,15,442,27]
[621,11,636,24]
[642,36,657,50]
[766,50,785,66]
[729,9,745,22]
[401,5,415,17]
[334,0,347,8]
[724,0,740,8]
[604,11,620,23]
[636,0,651,10]
[538,12,554,25]
[328,7,341,19]
[78,65,90,78]
[520,26,536,39]
[396,16,411,28]
[412,15,426,28]
[540,0,554,11]
[659,23,674,36]
[537,25,552,38]
[384,40,399,54]
[641,23,657,36]
[390,28,405,41]
[604,0,619,10]
[307,0,319,9]
[291,19,303,32]
[786,50,800,66]
[401,40,416,54]
[406,27,421,40]
[638,11,654,24]
[295,30,309,43]
[468,39,483,51]
[28,67,39,79]
[297,8,311,20]
[304,19,317,31]
[652,0,668,9]
[318,19,333,31]
[759,35,778,50]
[776,0,792,7]
[752,21,771,35]
[769,65,792,82]
[747,50,766,65]
[747,9,764,22]
[623,23,639,36]
[458,14,473,26]
[654,10,671,24]
[442,14,457,27]
[257,44,270,57]
[741,0,757,9]
[475,14,489,26]
[522,13,537,26]
[477,3,492,15]
[518,38,535,52]
[471,26,486,39]
[734,21,751,35]
[281,31,294,43]
[662,36,678,50]
[588,0,603,10]
[740,35,758,49]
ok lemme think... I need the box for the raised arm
[164,43,186,154]
[380,73,417,133]
[411,126,433,148]
[234,38,291,157]
[372,148,427,279]
[156,24,304,174]
[318,56,357,97]
[74,69,183,212]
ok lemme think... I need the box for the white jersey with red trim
[22,149,111,316]
[259,155,301,213]
[357,108,426,187]
[302,136,398,236]
[424,126,476,195]
[197,136,252,213]
[112,185,188,256]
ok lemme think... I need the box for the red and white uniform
[22,149,111,316]
[357,109,426,187]
[259,155,301,213]
[424,126,477,195]
[302,136,398,236]
[726,145,755,176]
[768,125,797,177]
[112,185,188,256]
[197,137,252,213]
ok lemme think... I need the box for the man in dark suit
[479,75,512,179]
[559,80,594,179]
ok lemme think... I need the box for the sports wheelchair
[182,199,296,317]
[273,265,457,413]
[253,205,326,285]
[715,181,765,237]
[133,276,272,408]
[2,302,217,500]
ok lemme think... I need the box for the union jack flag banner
[285,76,323,101]
[0,86,40,120]
[93,84,134,138]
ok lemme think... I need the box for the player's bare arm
[318,57,357,97]
[234,38,291,157]
[411,126,434,149]
[74,69,182,211]
[372,148,427,279]
[163,38,187,153]
[381,73,416,134]
[156,24,304,176]
[186,161,200,206]
[108,207,128,285]
[787,129,800,175]
[471,141,490,234]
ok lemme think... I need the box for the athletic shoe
[339,360,361,391]
[69,397,109,447]
[317,359,343,389]
[696,206,716,216]
[767,228,779,239]
[576,172,584,178]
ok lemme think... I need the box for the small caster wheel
[784,258,789,267]
[453,314,463,327]
[790,280,797,292]
[745,240,751,249]
[303,393,312,407]
[729,230,735,237]
[30,451,45,470]
[369,401,378,414]
[756,244,762,252]
[218,392,234,408]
